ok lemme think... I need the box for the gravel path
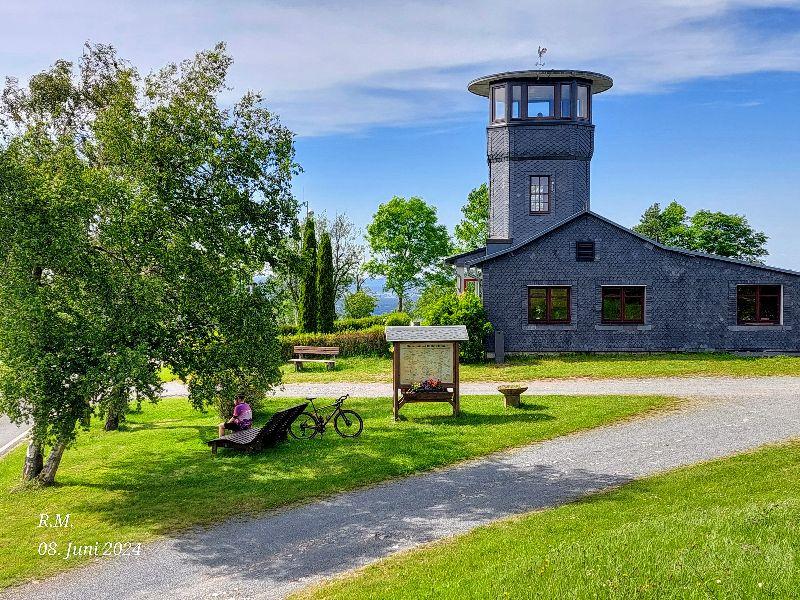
[6,377,800,600]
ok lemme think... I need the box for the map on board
[398,342,454,385]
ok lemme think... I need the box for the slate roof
[385,326,469,342]
[467,210,800,277]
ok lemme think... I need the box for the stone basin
[497,385,528,408]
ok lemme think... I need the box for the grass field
[0,393,675,589]
[297,441,800,600]
[280,353,800,384]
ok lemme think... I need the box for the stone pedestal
[498,385,528,408]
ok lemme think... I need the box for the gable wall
[481,214,800,352]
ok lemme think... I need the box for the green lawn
[297,441,800,600]
[0,393,675,589]
[280,353,800,384]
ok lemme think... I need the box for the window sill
[524,324,576,331]
[727,325,792,332]
[595,324,652,332]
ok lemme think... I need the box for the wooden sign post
[385,325,469,420]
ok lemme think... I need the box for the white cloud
[1,0,799,135]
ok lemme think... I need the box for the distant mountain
[354,277,418,315]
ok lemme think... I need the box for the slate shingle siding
[481,214,800,352]
[488,123,593,240]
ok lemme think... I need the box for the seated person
[218,394,253,437]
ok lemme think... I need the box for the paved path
[0,416,29,458]
[6,377,800,600]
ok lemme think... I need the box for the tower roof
[468,69,613,97]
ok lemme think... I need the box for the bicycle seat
[305,396,317,401]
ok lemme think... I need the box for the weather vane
[536,46,547,67]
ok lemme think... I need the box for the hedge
[280,325,389,360]
[279,312,411,336]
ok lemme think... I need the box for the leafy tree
[315,213,365,303]
[633,201,768,261]
[343,290,377,319]
[299,215,318,332]
[454,183,489,251]
[687,210,768,261]
[423,291,492,363]
[0,43,298,484]
[365,196,451,312]
[316,232,336,333]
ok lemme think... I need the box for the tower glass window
[528,286,571,324]
[560,84,571,117]
[511,85,522,119]
[737,285,781,324]
[527,85,554,118]
[577,85,589,119]
[491,85,506,123]
[530,175,551,214]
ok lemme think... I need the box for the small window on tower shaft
[576,241,595,261]
[530,175,551,214]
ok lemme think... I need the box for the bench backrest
[293,346,340,356]
[255,402,309,444]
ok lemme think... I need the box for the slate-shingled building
[447,69,800,353]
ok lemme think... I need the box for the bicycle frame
[306,395,348,432]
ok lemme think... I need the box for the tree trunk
[104,411,119,431]
[37,441,67,486]
[22,440,43,481]
[398,294,404,313]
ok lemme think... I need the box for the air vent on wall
[576,241,595,262]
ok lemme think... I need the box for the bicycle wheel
[289,412,320,439]
[334,409,363,438]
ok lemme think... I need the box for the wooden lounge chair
[207,402,308,455]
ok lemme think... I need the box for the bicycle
[289,394,363,439]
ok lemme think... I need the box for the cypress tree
[317,231,336,333]
[299,215,318,332]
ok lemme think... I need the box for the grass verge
[296,441,800,600]
[280,353,800,384]
[0,393,675,588]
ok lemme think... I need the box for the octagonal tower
[468,70,613,253]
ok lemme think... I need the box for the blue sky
[2,1,800,267]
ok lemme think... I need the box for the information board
[398,342,454,385]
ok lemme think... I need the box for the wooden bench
[206,402,308,454]
[289,346,339,371]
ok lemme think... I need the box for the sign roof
[385,325,469,342]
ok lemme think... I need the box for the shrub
[335,315,386,331]
[384,311,412,326]
[343,289,378,319]
[280,325,389,360]
[280,323,299,336]
[424,291,492,362]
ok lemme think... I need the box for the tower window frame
[529,175,552,214]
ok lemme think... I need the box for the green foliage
[423,291,492,362]
[316,231,336,332]
[0,43,298,483]
[343,289,378,319]
[384,311,412,326]
[454,183,489,252]
[633,201,768,261]
[299,215,318,332]
[280,326,389,359]
[335,314,385,331]
[365,196,452,312]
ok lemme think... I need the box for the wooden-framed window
[530,175,551,214]
[602,286,645,324]
[737,285,781,325]
[462,277,479,294]
[576,241,595,262]
[577,84,590,119]
[528,286,570,324]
